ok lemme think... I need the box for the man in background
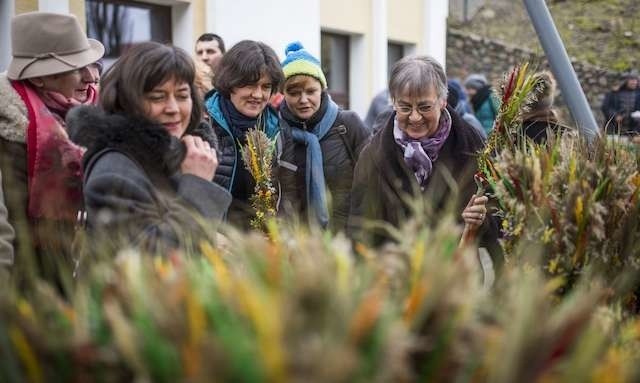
[195,33,226,72]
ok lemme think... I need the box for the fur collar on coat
[67,106,218,182]
[0,72,29,143]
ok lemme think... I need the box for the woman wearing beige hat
[0,12,104,279]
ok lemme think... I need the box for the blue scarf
[218,95,260,141]
[282,93,339,228]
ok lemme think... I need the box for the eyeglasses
[394,103,435,116]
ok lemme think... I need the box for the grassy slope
[449,0,640,72]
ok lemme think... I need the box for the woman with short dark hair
[204,40,284,228]
[99,44,205,134]
[348,55,497,253]
[68,42,231,253]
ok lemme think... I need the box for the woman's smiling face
[229,72,273,118]
[394,86,446,139]
[143,76,193,138]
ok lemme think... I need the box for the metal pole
[523,0,599,141]
[463,0,469,22]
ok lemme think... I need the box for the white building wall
[171,2,194,53]
[371,0,387,95]
[349,34,368,119]
[423,0,449,69]
[0,0,15,72]
[38,0,69,13]
[206,0,321,60]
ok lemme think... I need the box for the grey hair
[388,55,448,101]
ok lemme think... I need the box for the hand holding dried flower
[239,122,277,231]
[462,194,488,229]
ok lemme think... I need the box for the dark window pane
[387,42,404,79]
[321,31,350,109]
[86,0,172,60]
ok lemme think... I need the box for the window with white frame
[86,0,172,64]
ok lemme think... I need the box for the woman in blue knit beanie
[277,41,370,232]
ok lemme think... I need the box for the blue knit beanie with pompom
[281,41,327,89]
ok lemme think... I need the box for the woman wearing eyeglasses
[348,55,498,253]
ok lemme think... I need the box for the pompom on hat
[281,41,327,89]
[8,12,105,80]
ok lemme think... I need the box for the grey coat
[68,106,232,253]
[0,170,14,266]
[364,89,391,130]
[0,73,28,265]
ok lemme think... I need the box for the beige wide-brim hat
[7,12,105,80]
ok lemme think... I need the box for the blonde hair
[283,74,322,94]
[194,59,214,99]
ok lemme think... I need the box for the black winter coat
[67,106,231,253]
[277,109,370,232]
[601,87,640,134]
[521,109,570,144]
[348,106,500,253]
[204,92,280,228]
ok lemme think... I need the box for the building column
[422,0,449,69]
[0,0,14,72]
[205,0,219,35]
[371,0,388,94]
[172,2,195,53]
[38,0,69,13]
[350,35,368,118]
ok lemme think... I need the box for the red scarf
[11,81,97,221]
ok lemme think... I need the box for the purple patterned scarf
[393,109,452,187]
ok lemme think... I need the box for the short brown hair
[213,40,284,98]
[100,42,202,133]
[196,33,226,53]
[388,55,448,101]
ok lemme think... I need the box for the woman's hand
[462,194,488,230]
[459,194,489,250]
[180,135,218,181]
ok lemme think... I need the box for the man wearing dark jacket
[601,74,640,135]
